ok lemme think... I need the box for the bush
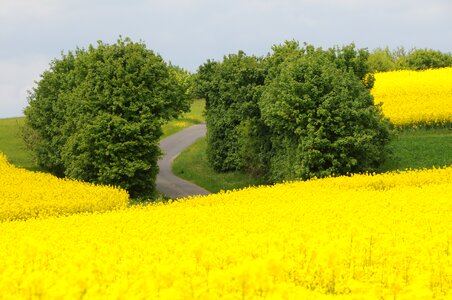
[198,41,391,183]
[195,51,265,172]
[326,43,374,89]
[368,47,452,72]
[22,51,77,177]
[368,47,397,72]
[169,64,195,99]
[260,44,391,182]
[405,49,452,70]
[24,38,190,199]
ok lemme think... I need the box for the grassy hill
[0,117,40,171]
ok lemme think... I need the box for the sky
[1,0,451,118]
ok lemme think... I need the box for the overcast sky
[1,0,451,118]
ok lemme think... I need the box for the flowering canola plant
[371,67,452,127]
[0,153,128,222]
[1,166,451,299]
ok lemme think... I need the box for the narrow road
[156,123,210,199]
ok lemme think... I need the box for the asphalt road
[156,123,210,199]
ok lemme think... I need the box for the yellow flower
[372,67,452,126]
[0,153,128,222]
[1,165,451,298]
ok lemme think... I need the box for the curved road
[156,123,210,199]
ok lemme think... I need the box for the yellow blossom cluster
[0,153,128,222]
[372,67,452,126]
[1,166,451,299]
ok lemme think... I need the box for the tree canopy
[24,38,191,199]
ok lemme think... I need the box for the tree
[260,43,391,182]
[405,48,452,70]
[24,37,190,199]
[197,41,391,183]
[326,43,374,89]
[367,47,397,72]
[23,51,77,177]
[367,47,452,71]
[195,51,265,172]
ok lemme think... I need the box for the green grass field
[0,117,41,171]
[380,128,452,171]
[172,137,265,193]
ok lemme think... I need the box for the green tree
[368,47,397,72]
[326,43,374,89]
[260,44,391,182]
[23,51,77,177]
[195,51,265,172]
[196,41,391,183]
[368,47,452,71]
[405,48,452,70]
[24,38,190,199]
[169,64,195,99]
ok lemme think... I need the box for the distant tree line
[368,47,452,72]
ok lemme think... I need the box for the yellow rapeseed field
[0,153,128,222]
[372,67,452,126]
[1,166,451,299]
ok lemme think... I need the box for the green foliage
[405,49,452,70]
[168,64,195,99]
[367,47,397,72]
[236,118,271,178]
[368,47,452,72]
[24,37,190,198]
[197,41,391,184]
[195,51,265,172]
[326,43,374,89]
[261,45,391,182]
[23,51,77,176]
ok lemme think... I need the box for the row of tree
[23,38,451,199]
[368,47,452,72]
[195,41,392,183]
